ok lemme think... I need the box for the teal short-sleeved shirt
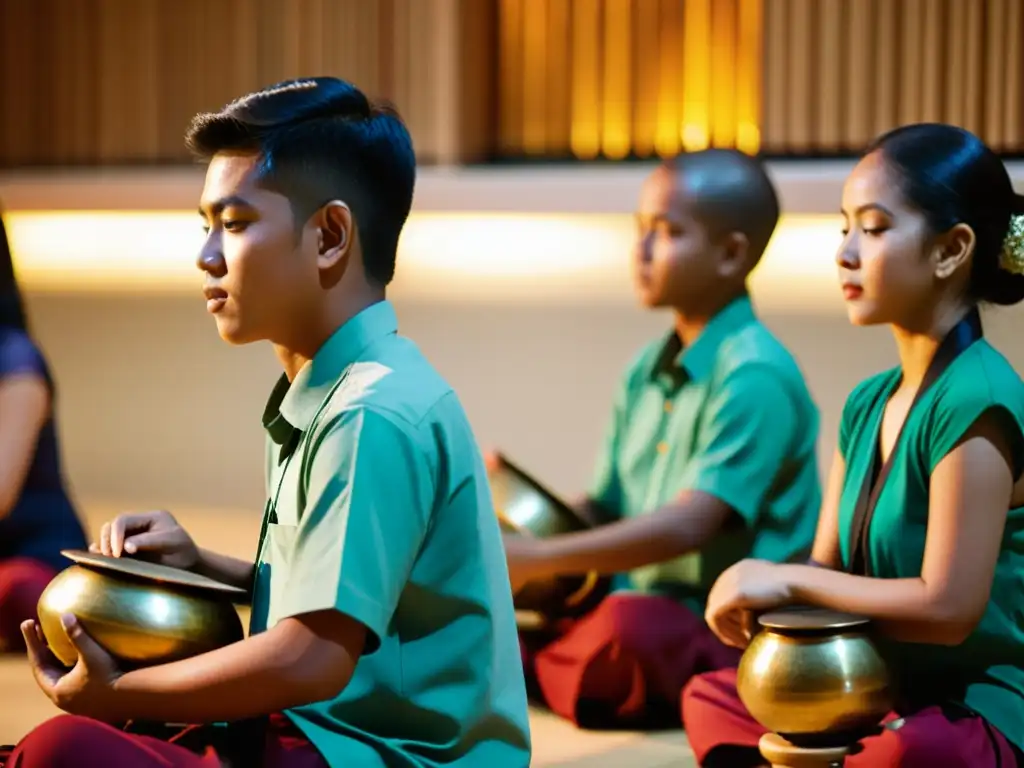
[590,296,822,611]
[249,301,531,768]
[837,338,1024,751]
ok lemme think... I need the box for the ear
[315,201,354,271]
[933,222,975,280]
[717,231,751,279]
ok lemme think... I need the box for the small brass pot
[490,453,608,622]
[37,563,245,669]
[736,607,893,746]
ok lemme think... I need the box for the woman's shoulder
[0,328,47,379]
[922,341,1024,472]
[939,340,1024,412]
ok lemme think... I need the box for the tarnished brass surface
[37,563,245,668]
[736,607,892,742]
[489,453,607,621]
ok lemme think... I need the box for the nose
[835,234,859,271]
[196,232,226,277]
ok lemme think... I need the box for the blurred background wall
[1,0,1022,532]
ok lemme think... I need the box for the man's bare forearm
[195,549,255,592]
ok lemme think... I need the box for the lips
[841,284,863,300]
[203,286,228,314]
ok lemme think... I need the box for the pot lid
[757,605,871,632]
[61,549,247,597]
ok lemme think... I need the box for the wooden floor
[0,502,697,766]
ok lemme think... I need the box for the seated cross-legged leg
[533,593,740,728]
[0,558,55,652]
[4,714,329,768]
[681,668,1021,768]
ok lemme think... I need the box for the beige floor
[0,502,696,766]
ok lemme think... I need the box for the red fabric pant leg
[533,593,741,728]
[0,559,55,651]
[4,714,328,768]
[681,668,1020,768]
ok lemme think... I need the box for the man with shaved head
[498,149,822,730]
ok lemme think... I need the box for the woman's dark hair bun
[866,123,1024,307]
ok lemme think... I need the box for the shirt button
[664,401,673,413]
[656,441,669,455]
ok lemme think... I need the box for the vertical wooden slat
[872,0,899,137]
[1004,0,1023,150]
[681,0,712,151]
[95,0,160,163]
[601,0,632,159]
[784,0,813,152]
[709,0,738,150]
[0,0,44,165]
[960,0,984,137]
[632,0,661,158]
[654,0,683,157]
[898,0,925,129]
[734,0,762,155]
[497,0,525,155]
[545,0,573,156]
[521,0,549,155]
[761,0,789,153]
[843,0,873,149]
[945,0,967,129]
[984,0,1008,148]
[48,0,100,164]
[920,0,945,124]
[569,0,602,159]
[814,0,843,151]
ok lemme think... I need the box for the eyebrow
[197,195,254,218]
[840,203,895,217]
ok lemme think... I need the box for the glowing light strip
[3,210,846,309]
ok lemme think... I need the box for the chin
[213,318,259,346]
[635,289,664,309]
[844,305,884,327]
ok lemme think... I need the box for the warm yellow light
[3,210,845,310]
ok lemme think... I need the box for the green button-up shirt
[591,296,822,611]
[251,301,531,768]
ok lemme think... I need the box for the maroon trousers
[2,714,327,767]
[521,593,740,728]
[682,668,1021,767]
[0,558,54,652]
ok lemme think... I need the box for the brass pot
[736,607,893,746]
[490,453,608,621]
[37,552,246,669]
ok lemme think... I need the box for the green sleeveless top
[838,339,1024,749]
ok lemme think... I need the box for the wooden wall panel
[0,0,493,167]
[4,0,1023,166]
[762,0,1024,154]
[497,0,764,159]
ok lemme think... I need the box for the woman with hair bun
[681,123,1024,766]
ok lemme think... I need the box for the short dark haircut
[185,77,416,286]
[867,123,1024,306]
[667,149,781,265]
